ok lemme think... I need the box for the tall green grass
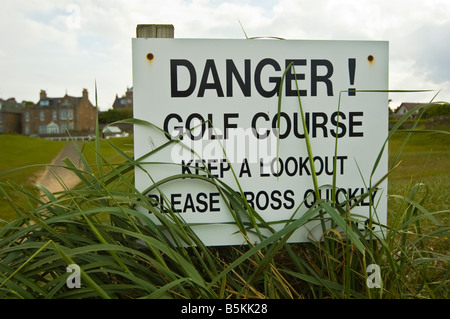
[0,78,448,298]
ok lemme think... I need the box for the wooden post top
[136,24,174,38]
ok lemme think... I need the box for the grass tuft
[0,83,448,299]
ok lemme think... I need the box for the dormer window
[40,100,49,106]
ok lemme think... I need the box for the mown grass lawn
[388,124,450,255]
[0,135,67,221]
[388,126,450,209]
[1,127,448,224]
[81,135,134,173]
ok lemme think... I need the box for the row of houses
[1,87,426,137]
[0,88,133,137]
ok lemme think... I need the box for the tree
[21,101,35,107]
[421,103,450,119]
[98,108,133,124]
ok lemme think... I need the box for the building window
[52,110,57,121]
[0,125,3,133]
[60,124,67,133]
[25,112,30,122]
[68,109,73,120]
[40,111,45,121]
[120,99,126,105]
[47,123,59,134]
[40,100,49,106]
[60,109,67,120]
[25,125,30,135]
[0,112,2,123]
[39,125,46,134]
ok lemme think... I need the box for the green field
[388,126,450,221]
[0,135,67,221]
[0,135,134,221]
[1,126,448,223]
[81,135,134,176]
[387,125,450,258]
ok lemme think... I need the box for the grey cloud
[412,23,450,84]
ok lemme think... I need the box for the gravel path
[34,142,83,194]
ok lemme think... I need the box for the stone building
[0,98,25,134]
[112,87,133,110]
[22,89,97,136]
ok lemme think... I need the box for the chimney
[126,89,133,100]
[40,90,47,100]
[82,88,88,99]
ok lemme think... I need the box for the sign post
[132,36,389,246]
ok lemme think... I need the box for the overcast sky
[0,0,449,111]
